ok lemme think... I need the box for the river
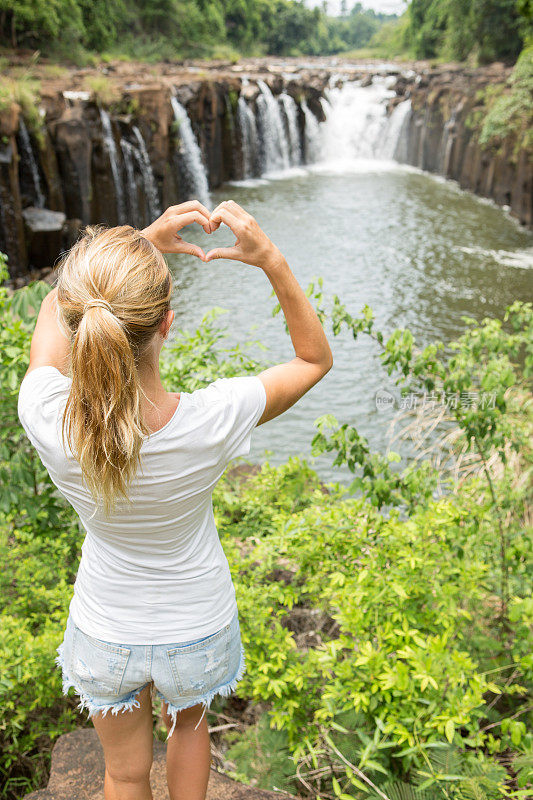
[166,79,533,486]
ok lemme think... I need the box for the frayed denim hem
[158,639,247,742]
[54,640,149,721]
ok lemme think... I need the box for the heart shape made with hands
[144,200,253,263]
[175,216,236,262]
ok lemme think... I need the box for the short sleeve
[206,375,267,464]
[17,366,71,449]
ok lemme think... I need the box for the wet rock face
[393,64,532,227]
[0,102,26,275]
[23,728,292,799]
[52,106,93,223]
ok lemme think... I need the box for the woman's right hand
[205,201,284,270]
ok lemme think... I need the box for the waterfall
[237,97,259,179]
[315,76,417,171]
[100,109,126,224]
[234,77,410,181]
[437,104,459,175]
[301,100,321,164]
[319,97,330,117]
[224,95,237,149]
[256,80,290,174]
[279,93,302,166]
[120,139,141,228]
[319,78,396,165]
[417,105,430,170]
[63,90,91,104]
[132,126,161,219]
[170,96,211,207]
[378,99,412,161]
[18,119,45,208]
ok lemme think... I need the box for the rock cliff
[0,59,330,280]
[391,62,532,227]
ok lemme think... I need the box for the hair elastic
[83,299,114,315]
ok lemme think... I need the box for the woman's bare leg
[162,702,211,800]
[91,683,154,800]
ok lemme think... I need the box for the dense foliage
[371,0,532,63]
[0,0,395,61]
[1,0,530,62]
[1,250,531,799]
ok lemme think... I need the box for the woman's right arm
[205,201,333,426]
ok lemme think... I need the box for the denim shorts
[55,607,245,740]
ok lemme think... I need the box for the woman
[18,199,333,800]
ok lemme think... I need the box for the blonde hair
[56,225,172,516]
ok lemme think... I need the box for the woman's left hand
[140,202,212,260]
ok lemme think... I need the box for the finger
[224,200,250,220]
[165,200,211,222]
[165,211,211,234]
[209,207,243,234]
[208,201,226,231]
[172,241,207,260]
[209,200,236,228]
[210,200,229,215]
[205,247,241,261]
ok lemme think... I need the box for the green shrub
[224,713,295,793]
[478,45,533,154]
[217,464,531,798]
[0,613,79,799]
[0,72,43,145]
[83,74,120,106]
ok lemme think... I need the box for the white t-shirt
[18,366,267,644]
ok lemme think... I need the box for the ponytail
[56,225,172,515]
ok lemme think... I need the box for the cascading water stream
[301,100,321,164]
[100,109,127,224]
[120,139,141,228]
[18,119,45,208]
[256,80,290,174]
[279,93,302,166]
[237,97,259,179]
[437,104,460,175]
[170,96,211,207]
[378,98,412,161]
[132,126,161,219]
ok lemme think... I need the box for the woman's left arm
[24,287,70,379]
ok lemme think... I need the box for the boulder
[23,728,292,800]
[22,207,66,270]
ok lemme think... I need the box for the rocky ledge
[23,728,294,800]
